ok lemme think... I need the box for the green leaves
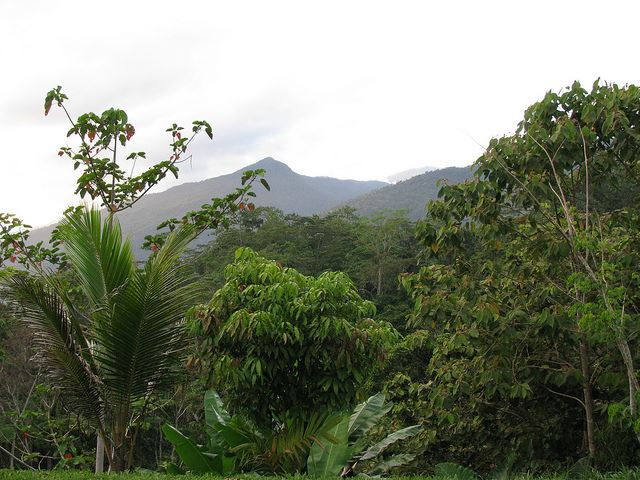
[0,212,66,269]
[44,85,67,116]
[4,206,198,471]
[4,274,104,424]
[358,425,422,461]
[44,86,218,215]
[348,392,392,440]
[143,169,269,250]
[167,391,347,475]
[204,390,231,427]
[307,392,420,477]
[193,248,396,425]
[56,207,134,306]
[307,416,350,477]
[162,424,222,474]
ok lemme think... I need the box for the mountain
[386,165,436,183]
[340,166,474,220]
[29,157,387,253]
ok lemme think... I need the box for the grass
[1,471,640,480]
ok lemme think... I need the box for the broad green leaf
[204,390,230,427]
[161,424,221,473]
[367,453,416,476]
[215,421,255,449]
[358,424,422,461]
[307,416,351,477]
[348,392,391,440]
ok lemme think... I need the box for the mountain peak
[244,157,293,173]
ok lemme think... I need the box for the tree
[1,86,267,269]
[405,80,640,462]
[5,208,196,471]
[0,87,268,472]
[189,247,397,426]
[354,211,415,297]
[399,221,599,470]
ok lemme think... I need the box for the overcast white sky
[1,0,639,227]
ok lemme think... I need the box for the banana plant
[163,390,341,474]
[307,392,421,477]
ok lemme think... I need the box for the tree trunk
[95,432,105,474]
[111,406,130,472]
[377,265,383,296]
[616,336,640,443]
[579,335,596,458]
[9,437,15,470]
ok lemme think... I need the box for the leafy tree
[399,223,601,470]
[189,247,397,426]
[1,87,267,268]
[402,80,640,466]
[4,208,196,471]
[353,210,415,297]
[0,87,268,473]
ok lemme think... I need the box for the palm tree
[5,207,196,471]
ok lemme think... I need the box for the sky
[1,0,639,227]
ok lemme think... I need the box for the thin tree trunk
[616,336,640,443]
[95,433,105,473]
[579,335,596,458]
[377,265,383,296]
[9,437,15,470]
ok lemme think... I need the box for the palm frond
[57,207,134,307]
[94,226,196,401]
[5,274,105,424]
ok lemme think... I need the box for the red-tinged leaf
[9,255,17,264]
[44,99,52,116]
[58,150,64,156]
[125,124,135,141]
[176,132,181,139]
[151,243,159,252]
[238,202,245,211]
[88,130,96,142]
[247,203,255,212]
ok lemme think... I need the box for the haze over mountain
[386,165,436,183]
[28,159,473,258]
[340,166,474,220]
[29,157,386,252]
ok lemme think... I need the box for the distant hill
[340,166,474,220]
[386,165,436,183]
[29,157,387,254]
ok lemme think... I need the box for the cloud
[2,0,640,226]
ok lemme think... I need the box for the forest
[2,80,640,479]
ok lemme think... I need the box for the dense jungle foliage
[3,81,640,477]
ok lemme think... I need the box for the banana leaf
[367,453,416,476]
[348,392,392,441]
[307,416,351,477]
[162,424,221,474]
[358,424,422,461]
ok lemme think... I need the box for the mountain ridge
[28,158,473,257]
[28,157,387,254]
[339,166,474,220]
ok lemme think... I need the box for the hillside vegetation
[3,81,640,477]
